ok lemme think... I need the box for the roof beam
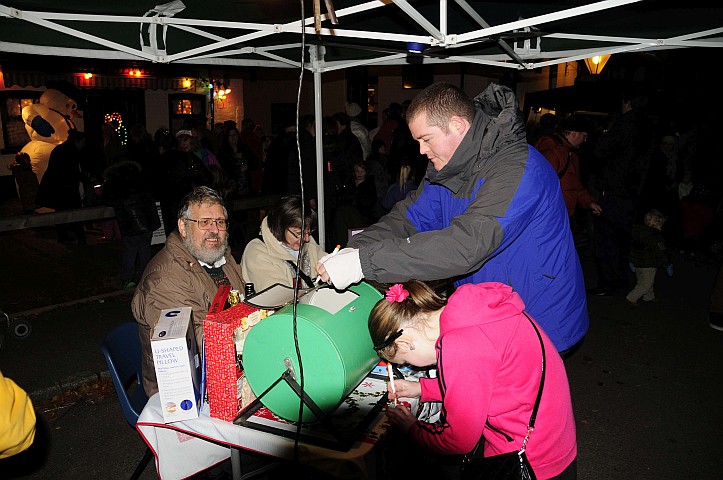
[456,0,643,44]
[0,5,157,61]
[453,0,528,67]
[390,0,445,42]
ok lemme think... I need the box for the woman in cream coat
[241,195,327,292]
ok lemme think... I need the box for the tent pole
[311,45,326,251]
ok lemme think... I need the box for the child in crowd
[382,163,416,212]
[626,209,671,306]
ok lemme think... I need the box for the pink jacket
[409,282,577,479]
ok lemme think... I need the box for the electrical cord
[291,0,308,463]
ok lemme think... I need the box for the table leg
[230,447,241,480]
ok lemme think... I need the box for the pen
[315,245,341,285]
[387,363,398,406]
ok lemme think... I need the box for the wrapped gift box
[204,286,270,422]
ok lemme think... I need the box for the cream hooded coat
[241,217,327,292]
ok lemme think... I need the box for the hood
[439,282,526,334]
[259,217,296,261]
[103,159,141,181]
[164,231,199,272]
[429,83,527,193]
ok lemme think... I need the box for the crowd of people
[7,99,430,291]
[529,90,723,321]
[5,79,723,479]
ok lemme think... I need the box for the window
[0,92,41,153]
[173,98,199,115]
[168,93,206,134]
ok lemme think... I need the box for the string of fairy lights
[104,112,128,145]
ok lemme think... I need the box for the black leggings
[559,338,585,362]
[549,458,577,480]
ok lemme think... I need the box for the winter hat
[560,115,591,133]
[661,135,677,146]
[345,102,362,118]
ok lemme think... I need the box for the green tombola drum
[242,282,382,422]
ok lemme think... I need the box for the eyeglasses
[187,218,228,230]
[374,329,404,352]
[287,228,315,239]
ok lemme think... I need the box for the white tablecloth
[136,378,409,479]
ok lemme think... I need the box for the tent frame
[1,0,721,246]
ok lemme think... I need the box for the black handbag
[461,312,546,480]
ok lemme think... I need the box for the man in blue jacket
[317,82,588,356]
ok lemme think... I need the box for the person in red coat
[534,115,601,219]
[238,118,263,193]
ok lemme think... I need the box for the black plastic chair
[101,322,152,480]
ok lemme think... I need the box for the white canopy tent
[1,0,721,244]
[1,1,720,70]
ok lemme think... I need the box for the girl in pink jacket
[370,281,577,479]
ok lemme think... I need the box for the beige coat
[240,217,327,292]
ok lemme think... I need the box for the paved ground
[1,223,722,479]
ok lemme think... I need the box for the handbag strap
[557,151,573,179]
[523,312,546,429]
[464,312,547,463]
[520,311,546,451]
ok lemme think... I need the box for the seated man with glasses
[132,186,246,396]
[241,195,328,292]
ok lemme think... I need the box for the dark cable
[291,0,307,463]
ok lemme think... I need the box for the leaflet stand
[234,358,385,451]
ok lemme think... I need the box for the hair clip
[374,329,403,351]
[386,284,409,303]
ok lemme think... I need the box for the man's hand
[591,202,602,216]
[315,248,362,289]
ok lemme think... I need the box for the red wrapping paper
[204,287,265,422]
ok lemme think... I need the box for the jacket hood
[103,159,141,179]
[259,217,296,261]
[440,282,526,334]
[164,231,201,272]
[429,83,527,193]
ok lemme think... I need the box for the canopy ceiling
[2,0,720,247]
[0,0,721,73]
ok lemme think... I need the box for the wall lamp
[584,54,611,75]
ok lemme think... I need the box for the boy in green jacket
[626,209,671,306]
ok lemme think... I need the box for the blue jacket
[349,84,588,351]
